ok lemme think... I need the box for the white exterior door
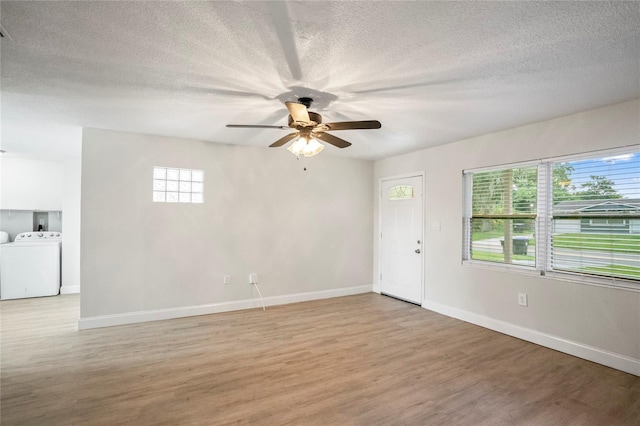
[380,175,423,304]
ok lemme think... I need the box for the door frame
[377,171,425,305]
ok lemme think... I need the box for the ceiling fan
[226,97,381,157]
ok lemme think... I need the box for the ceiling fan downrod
[297,97,313,108]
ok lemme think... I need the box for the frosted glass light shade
[287,136,324,157]
[302,138,324,157]
[287,137,307,155]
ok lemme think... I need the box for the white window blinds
[549,153,640,281]
[463,147,639,286]
[465,165,538,266]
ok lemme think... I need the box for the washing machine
[0,231,62,300]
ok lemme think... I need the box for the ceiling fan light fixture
[287,136,306,155]
[302,138,324,157]
[287,136,324,157]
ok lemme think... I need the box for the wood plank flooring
[1,293,639,425]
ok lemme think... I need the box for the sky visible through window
[561,152,639,199]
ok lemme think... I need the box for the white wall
[80,128,373,325]
[374,99,640,375]
[48,211,63,232]
[0,210,33,241]
[0,156,64,210]
[61,158,82,294]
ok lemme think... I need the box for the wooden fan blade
[285,101,311,124]
[227,124,289,129]
[315,132,352,149]
[269,132,299,147]
[322,120,382,131]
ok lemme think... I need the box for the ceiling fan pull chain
[297,154,308,171]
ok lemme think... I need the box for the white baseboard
[78,284,372,330]
[422,300,640,377]
[60,285,80,294]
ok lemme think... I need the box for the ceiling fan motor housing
[288,111,322,128]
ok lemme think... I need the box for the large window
[463,148,640,286]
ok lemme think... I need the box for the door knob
[415,248,421,254]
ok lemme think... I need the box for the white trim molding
[78,284,372,330]
[422,299,640,377]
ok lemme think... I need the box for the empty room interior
[1,1,639,425]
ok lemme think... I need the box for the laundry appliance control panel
[14,232,62,241]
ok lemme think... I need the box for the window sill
[544,270,640,293]
[462,259,539,275]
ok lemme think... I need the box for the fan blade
[285,101,311,124]
[227,124,289,129]
[269,132,299,147]
[321,120,382,131]
[315,132,352,149]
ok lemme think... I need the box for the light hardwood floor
[1,293,639,425]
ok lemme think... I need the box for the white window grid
[153,167,204,204]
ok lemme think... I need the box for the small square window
[153,180,166,191]
[153,191,166,202]
[166,192,179,203]
[153,167,167,180]
[153,167,204,204]
[167,181,179,192]
[167,169,180,181]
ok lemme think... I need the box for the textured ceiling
[1,1,639,160]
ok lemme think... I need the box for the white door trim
[378,171,425,305]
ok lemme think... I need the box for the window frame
[463,146,640,291]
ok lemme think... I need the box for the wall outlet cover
[518,293,528,307]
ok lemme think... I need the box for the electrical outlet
[249,273,258,284]
[224,275,231,285]
[518,292,528,307]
